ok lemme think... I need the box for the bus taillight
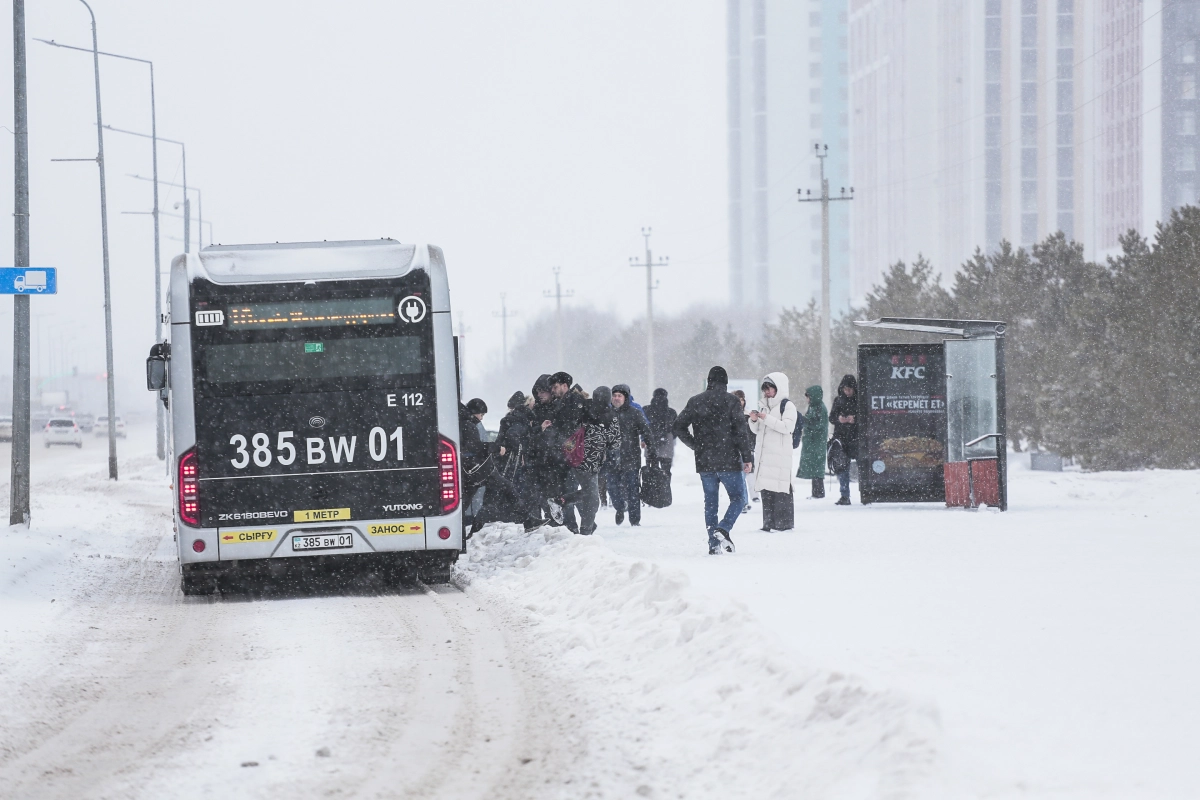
[438,436,460,513]
[179,449,200,526]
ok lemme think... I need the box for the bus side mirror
[146,342,170,391]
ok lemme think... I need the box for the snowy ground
[2,427,1198,798]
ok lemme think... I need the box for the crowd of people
[456,364,861,555]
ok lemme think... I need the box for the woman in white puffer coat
[748,371,797,531]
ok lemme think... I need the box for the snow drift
[457,524,939,799]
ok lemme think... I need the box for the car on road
[44,418,83,449]
[0,415,12,441]
[76,412,95,433]
[95,415,127,438]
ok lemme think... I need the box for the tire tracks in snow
[0,431,582,799]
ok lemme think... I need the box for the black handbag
[639,460,673,508]
[464,453,495,489]
[827,438,849,474]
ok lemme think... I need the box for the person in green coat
[796,385,828,498]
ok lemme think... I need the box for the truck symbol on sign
[14,271,46,293]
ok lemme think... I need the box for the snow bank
[457,524,940,799]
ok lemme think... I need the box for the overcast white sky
[0,0,727,412]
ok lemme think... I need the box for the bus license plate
[292,533,354,552]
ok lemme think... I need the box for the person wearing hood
[673,366,753,555]
[829,374,859,505]
[608,383,656,526]
[796,384,829,498]
[644,388,678,478]
[748,373,798,531]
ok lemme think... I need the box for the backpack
[780,398,804,449]
[827,438,849,473]
[562,425,587,468]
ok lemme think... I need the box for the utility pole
[542,267,573,369]
[798,144,853,410]
[492,293,519,370]
[629,228,668,392]
[10,0,32,525]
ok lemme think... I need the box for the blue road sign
[0,268,57,295]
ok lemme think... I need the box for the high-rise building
[848,0,1200,302]
[727,0,851,315]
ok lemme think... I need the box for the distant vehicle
[76,412,96,433]
[14,270,47,292]
[95,415,127,438]
[44,418,82,448]
[31,411,51,430]
[0,415,12,442]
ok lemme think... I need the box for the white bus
[147,240,463,595]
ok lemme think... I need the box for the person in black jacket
[608,383,656,526]
[828,373,859,506]
[644,388,678,478]
[487,391,538,527]
[526,374,566,526]
[459,399,491,530]
[673,366,753,555]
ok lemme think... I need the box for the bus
[146,239,463,595]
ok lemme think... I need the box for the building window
[1182,41,1197,65]
[1180,184,1197,207]
[1022,150,1038,179]
[810,62,822,78]
[1058,180,1073,207]
[1022,214,1038,245]
[1022,181,1038,211]
[1183,74,1197,100]
[1181,110,1197,135]
[1180,148,1197,171]
[1058,212,1074,239]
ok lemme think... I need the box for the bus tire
[181,574,217,596]
[416,552,456,585]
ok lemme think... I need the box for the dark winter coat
[611,384,656,470]
[673,380,753,474]
[527,393,560,465]
[797,385,828,479]
[497,404,533,466]
[645,389,678,462]
[828,374,859,461]
[581,392,621,474]
[459,404,492,487]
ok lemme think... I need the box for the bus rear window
[202,337,424,385]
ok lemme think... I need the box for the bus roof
[192,239,419,285]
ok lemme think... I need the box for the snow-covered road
[3,426,1197,799]
[0,426,584,799]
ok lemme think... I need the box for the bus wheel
[181,574,218,596]
[416,552,456,585]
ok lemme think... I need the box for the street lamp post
[35,41,163,459]
[80,0,118,480]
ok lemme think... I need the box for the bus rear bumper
[207,513,462,562]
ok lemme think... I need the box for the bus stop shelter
[853,317,1008,511]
